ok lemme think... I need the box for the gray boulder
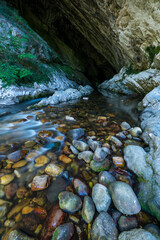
[109,181,141,215]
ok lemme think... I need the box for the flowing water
[0,91,157,239]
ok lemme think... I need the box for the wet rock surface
[91,212,118,240]
[109,181,141,215]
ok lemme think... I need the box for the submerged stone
[51,222,74,240]
[45,163,64,176]
[72,140,89,152]
[8,230,34,240]
[118,216,138,232]
[58,191,82,213]
[40,204,66,240]
[31,175,50,191]
[67,128,84,140]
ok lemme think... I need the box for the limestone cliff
[10,0,160,73]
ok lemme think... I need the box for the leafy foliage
[146,46,160,64]
[125,65,140,75]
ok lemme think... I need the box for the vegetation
[146,46,160,64]
[125,65,140,75]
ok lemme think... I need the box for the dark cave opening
[6,0,117,86]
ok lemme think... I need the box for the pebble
[34,206,47,220]
[70,145,79,154]
[5,182,18,199]
[90,158,110,172]
[129,127,142,137]
[0,174,15,185]
[59,155,72,164]
[93,147,107,162]
[72,140,89,152]
[120,122,131,131]
[16,187,27,198]
[88,139,102,151]
[8,199,30,218]
[51,222,74,240]
[22,206,34,215]
[109,181,141,215]
[58,191,82,213]
[82,196,95,223]
[8,150,23,162]
[24,140,36,148]
[92,183,111,212]
[0,204,8,218]
[35,155,50,167]
[110,136,123,147]
[8,230,34,240]
[78,151,93,163]
[65,116,76,121]
[38,130,53,138]
[91,212,118,240]
[12,160,27,168]
[4,219,15,227]
[26,151,39,161]
[112,156,125,167]
[67,128,84,140]
[73,178,89,196]
[118,216,138,232]
[45,163,64,176]
[40,204,66,240]
[31,175,50,191]
[99,171,116,187]
[63,146,71,155]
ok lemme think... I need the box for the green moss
[146,46,160,64]
[125,65,140,75]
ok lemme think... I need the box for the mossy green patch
[146,46,160,64]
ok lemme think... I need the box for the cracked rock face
[55,0,160,71]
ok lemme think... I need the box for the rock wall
[8,0,160,81]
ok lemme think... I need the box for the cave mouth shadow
[6,0,117,86]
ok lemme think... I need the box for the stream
[0,91,158,239]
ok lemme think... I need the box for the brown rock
[63,146,71,155]
[8,199,30,218]
[22,206,34,215]
[59,155,72,164]
[34,206,47,220]
[0,174,15,185]
[5,183,18,199]
[45,163,64,176]
[35,155,49,167]
[12,160,27,168]
[38,130,53,138]
[40,204,66,240]
[16,187,27,198]
[26,151,39,161]
[112,156,125,167]
[31,175,50,191]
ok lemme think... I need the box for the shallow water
[0,91,157,239]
